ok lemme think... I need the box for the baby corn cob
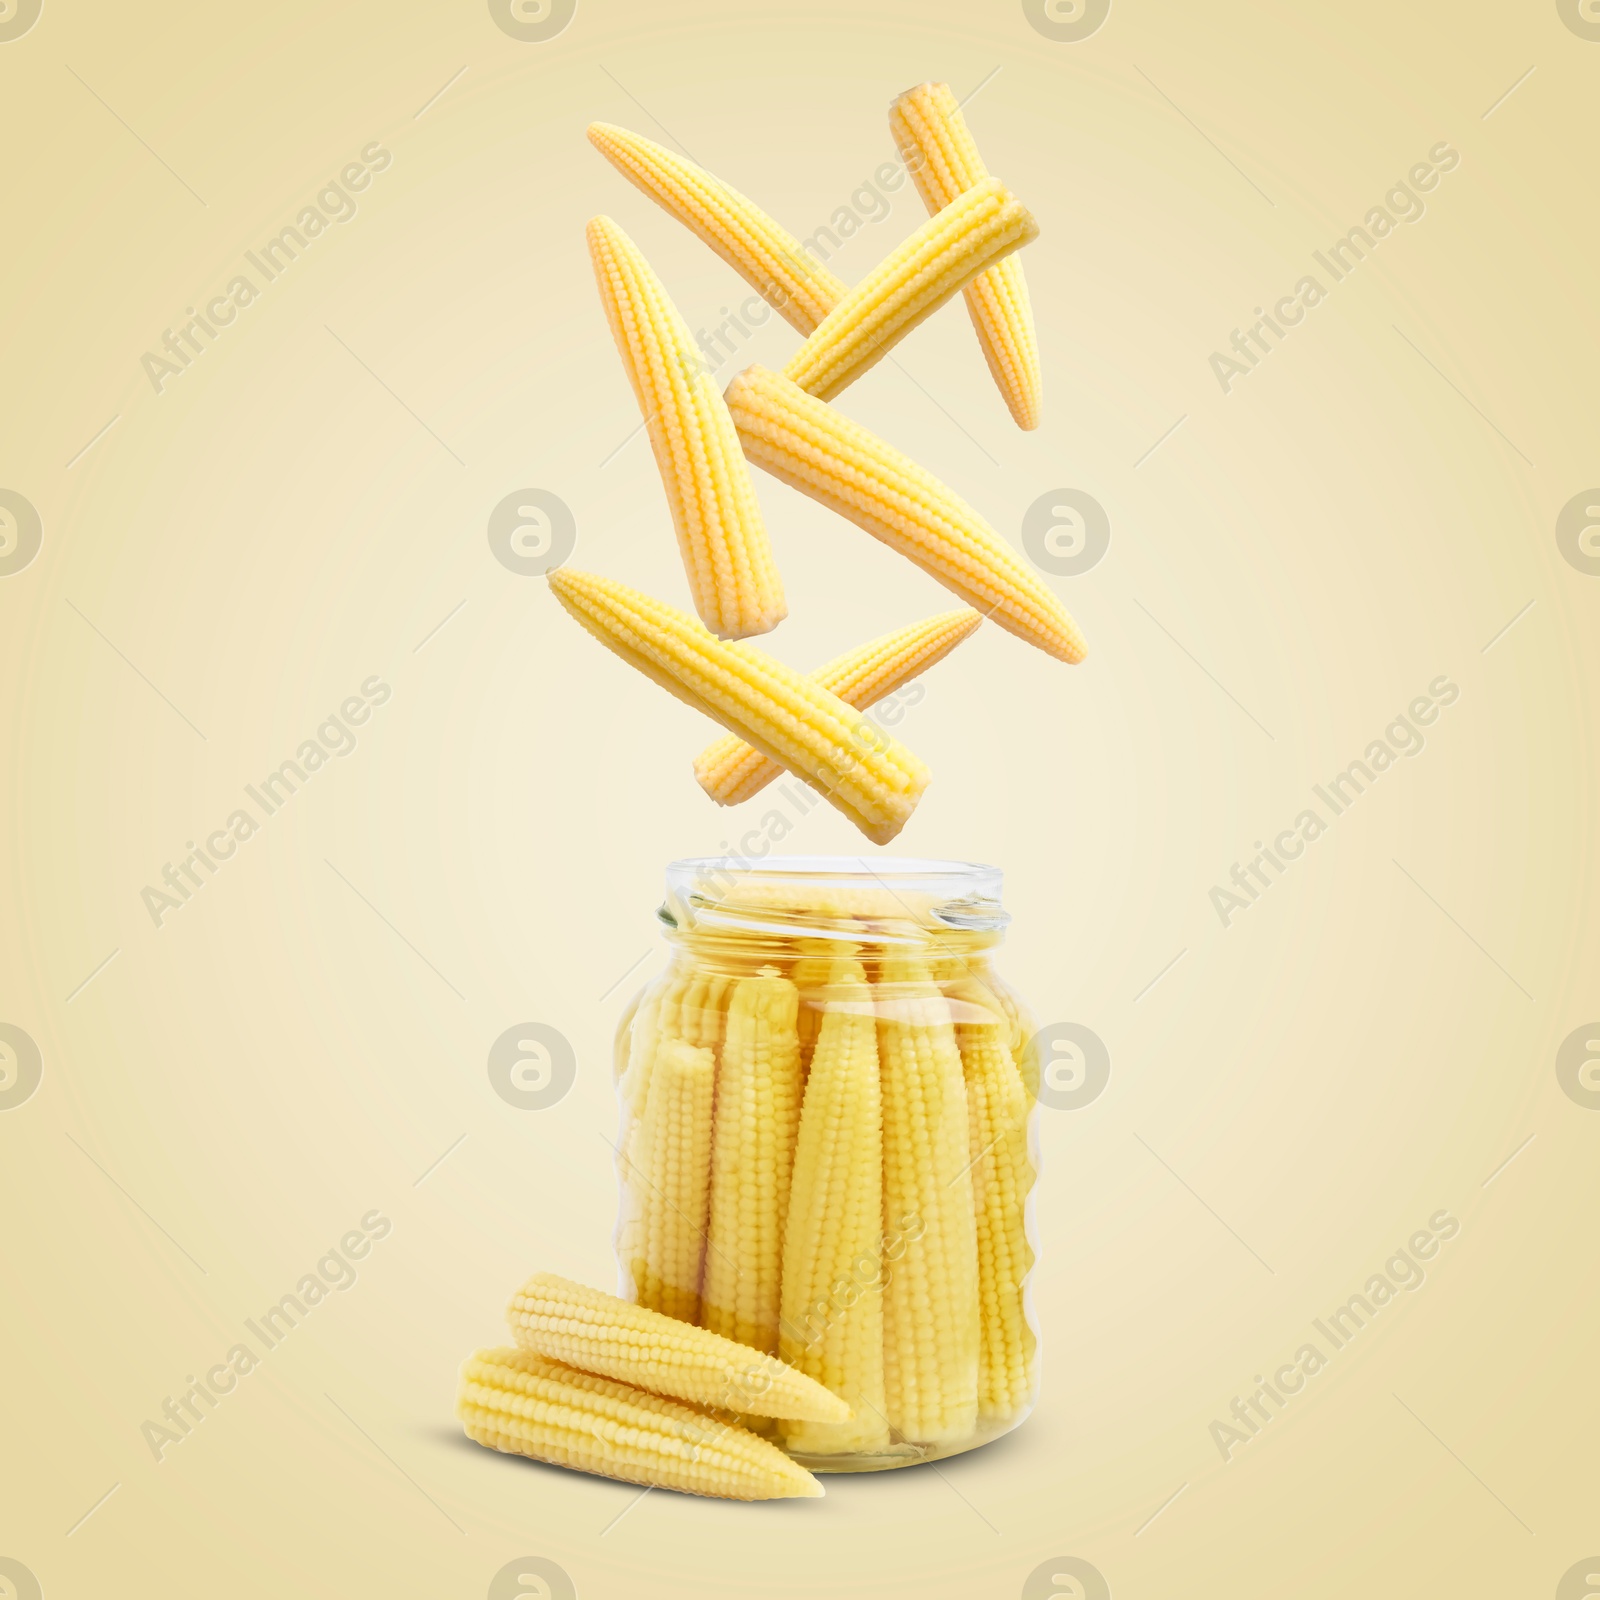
[725,366,1086,663]
[790,942,848,1070]
[587,123,847,335]
[890,83,1042,430]
[781,177,1038,401]
[694,608,982,806]
[546,569,930,843]
[507,1273,849,1422]
[959,1012,1037,1421]
[587,216,785,640]
[702,974,803,1356]
[975,963,1042,1105]
[616,971,734,1290]
[779,960,891,1455]
[458,1346,823,1500]
[876,955,980,1443]
[628,1037,716,1322]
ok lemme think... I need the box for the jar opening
[659,854,1009,942]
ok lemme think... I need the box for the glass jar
[612,856,1040,1472]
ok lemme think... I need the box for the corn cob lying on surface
[508,1272,850,1422]
[694,607,982,806]
[587,122,847,335]
[725,366,1086,663]
[546,568,930,843]
[458,1347,823,1500]
[587,216,785,641]
[890,82,1043,430]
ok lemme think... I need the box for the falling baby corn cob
[779,958,891,1455]
[701,973,804,1356]
[546,568,930,843]
[587,216,785,640]
[508,1272,849,1422]
[890,83,1043,430]
[694,607,982,806]
[781,177,1038,401]
[725,366,1086,663]
[458,1346,822,1500]
[876,954,980,1442]
[587,123,848,335]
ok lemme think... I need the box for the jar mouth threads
[660,855,1010,942]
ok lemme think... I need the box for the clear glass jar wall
[612,856,1040,1471]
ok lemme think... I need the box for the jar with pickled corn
[612,856,1041,1471]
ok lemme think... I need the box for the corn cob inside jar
[612,856,1041,1470]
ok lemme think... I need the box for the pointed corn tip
[544,566,591,611]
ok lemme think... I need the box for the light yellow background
[3,1,1597,1596]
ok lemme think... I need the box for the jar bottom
[788,1407,1032,1474]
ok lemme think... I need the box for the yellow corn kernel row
[976,962,1042,1105]
[621,967,732,1101]
[694,608,982,806]
[458,1346,823,1500]
[889,83,1042,430]
[507,1272,849,1423]
[779,959,890,1455]
[725,366,1086,664]
[617,960,726,1164]
[876,955,980,1442]
[587,122,848,335]
[615,970,735,1319]
[789,941,849,1071]
[957,1012,1037,1421]
[546,568,930,843]
[781,177,1038,402]
[945,961,1035,1102]
[702,974,804,1355]
[587,216,786,641]
[627,1037,715,1322]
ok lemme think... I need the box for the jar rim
[668,853,1001,890]
[661,855,1008,937]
